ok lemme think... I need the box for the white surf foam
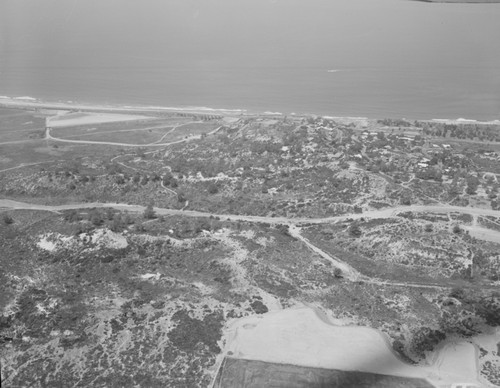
[14,96,38,101]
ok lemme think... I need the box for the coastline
[414,0,500,3]
[0,96,250,118]
[1,95,499,124]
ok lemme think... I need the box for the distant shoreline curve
[0,96,498,124]
[412,0,500,3]
[0,96,250,118]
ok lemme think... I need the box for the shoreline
[0,96,251,118]
[0,96,499,125]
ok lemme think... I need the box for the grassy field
[52,129,174,145]
[0,108,46,141]
[49,120,219,145]
[50,117,180,137]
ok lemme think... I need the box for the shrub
[64,210,81,223]
[106,208,115,220]
[162,173,172,186]
[2,214,14,225]
[115,175,125,185]
[88,209,103,226]
[449,287,466,300]
[410,327,446,358]
[143,204,156,219]
[250,300,268,314]
[111,214,124,232]
[476,296,500,326]
[348,223,362,237]
[452,224,462,234]
[353,206,363,214]
[207,183,219,194]
[400,196,411,206]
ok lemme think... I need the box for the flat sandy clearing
[47,112,153,128]
[214,358,434,388]
[222,307,482,387]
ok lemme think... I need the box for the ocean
[1,0,499,120]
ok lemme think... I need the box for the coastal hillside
[2,105,500,387]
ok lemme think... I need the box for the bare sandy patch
[0,156,13,164]
[222,306,482,387]
[33,146,67,156]
[47,112,153,128]
[36,229,128,252]
[464,225,500,243]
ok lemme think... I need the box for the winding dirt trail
[288,225,361,281]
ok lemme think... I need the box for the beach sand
[47,112,153,128]
[0,97,247,118]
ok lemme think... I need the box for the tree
[333,267,343,278]
[452,224,462,234]
[448,184,460,196]
[143,203,156,219]
[466,176,479,195]
[465,184,477,195]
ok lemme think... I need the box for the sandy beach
[46,112,153,128]
[0,97,248,118]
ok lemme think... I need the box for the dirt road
[2,198,499,289]
[2,199,500,226]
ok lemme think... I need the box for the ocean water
[0,0,499,119]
